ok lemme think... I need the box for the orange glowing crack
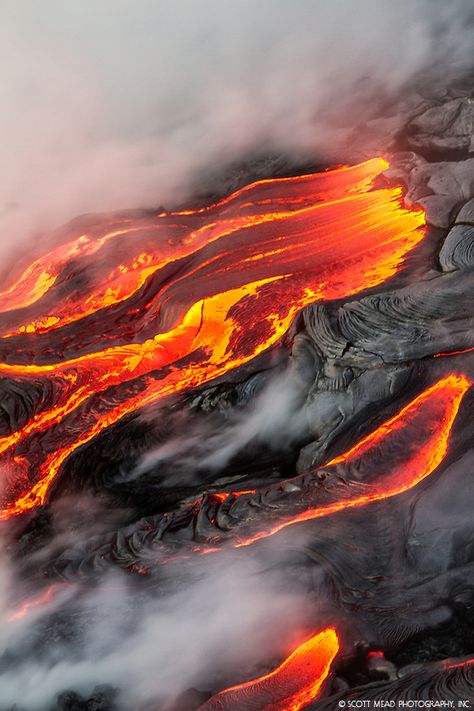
[5,585,59,622]
[0,158,426,520]
[198,628,339,711]
[433,346,474,358]
[445,658,474,670]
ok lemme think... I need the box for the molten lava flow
[198,628,339,711]
[0,158,385,334]
[0,161,374,336]
[229,373,471,548]
[125,373,470,567]
[0,158,426,520]
[5,585,59,622]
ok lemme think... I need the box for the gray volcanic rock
[311,657,474,709]
[456,195,474,222]
[387,155,474,227]
[407,96,474,149]
[416,194,459,227]
[439,224,474,271]
[290,265,473,471]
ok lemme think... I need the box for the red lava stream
[0,157,425,520]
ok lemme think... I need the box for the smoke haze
[0,545,308,710]
[2,0,474,259]
[2,3,474,709]
[133,368,308,484]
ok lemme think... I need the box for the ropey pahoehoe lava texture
[1,105,474,711]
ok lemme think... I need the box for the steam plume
[2,0,474,261]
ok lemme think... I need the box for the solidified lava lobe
[198,628,339,711]
[0,158,425,520]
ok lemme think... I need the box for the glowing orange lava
[0,158,426,520]
[198,628,339,710]
[230,373,471,548]
[0,159,385,334]
[5,585,59,622]
[145,373,470,564]
[434,346,474,358]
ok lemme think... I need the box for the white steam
[0,547,308,710]
[1,0,474,261]
[2,3,474,708]
[132,369,308,484]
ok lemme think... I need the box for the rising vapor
[1,0,473,260]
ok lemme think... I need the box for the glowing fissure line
[434,346,474,358]
[445,658,474,670]
[5,585,61,622]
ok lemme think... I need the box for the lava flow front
[198,628,339,711]
[0,157,425,520]
[230,372,471,548]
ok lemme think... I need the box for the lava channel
[0,157,386,335]
[198,627,339,711]
[48,373,471,577]
[0,158,425,520]
[194,373,472,551]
